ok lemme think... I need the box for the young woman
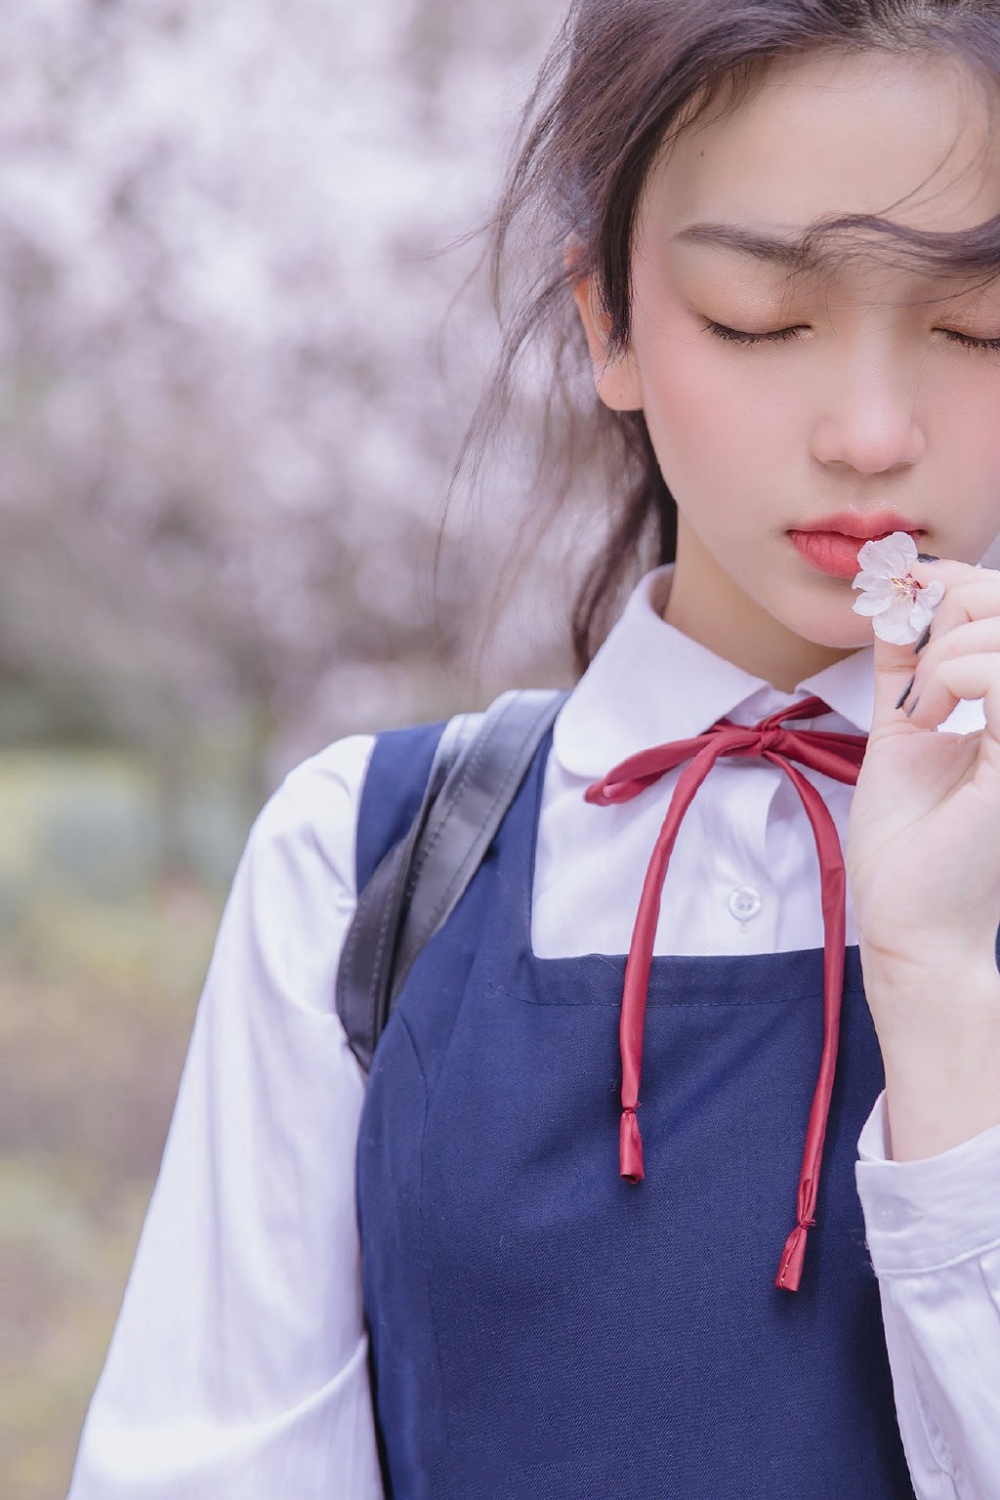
[70,2,1000,1496]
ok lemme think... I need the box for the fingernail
[916,552,940,563]
[895,675,915,710]
[904,694,921,719]
[913,622,932,654]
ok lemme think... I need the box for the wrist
[859,948,1000,1160]
[859,940,1000,1010]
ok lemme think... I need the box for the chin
[791,615,873,652]
[766,591,873,653]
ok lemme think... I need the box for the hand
[849,558,1000,967]
[846,557,1000,1157]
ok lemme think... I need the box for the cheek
[636,340,798,511]
[919,367,1000,546]
[930,376,1000,483]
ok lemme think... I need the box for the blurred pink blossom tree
[0,0,563,824]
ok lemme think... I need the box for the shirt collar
[553,565,875,780]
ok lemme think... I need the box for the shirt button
[728,886,762,921]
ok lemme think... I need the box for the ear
[567,249,643,413]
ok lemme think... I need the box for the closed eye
[705,320,1000,353]
[937,328,1000,353]
[703,319,808,346]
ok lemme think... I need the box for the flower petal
[908,598,933,632]
[851,570,893,597]
[856,531,919,577]
[907,584,945,630]
[873,607,925,644]
[852,593,894,617]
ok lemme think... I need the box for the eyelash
[703,320,804,346]
[703,318,1000,353]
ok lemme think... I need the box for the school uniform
[68,567,1000,1499]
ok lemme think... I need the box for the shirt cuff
[856,1092,1000,1275]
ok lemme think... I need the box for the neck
[662,521,853,692]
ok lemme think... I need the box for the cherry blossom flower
[851,531,945,645]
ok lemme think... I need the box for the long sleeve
[67,735,384,1500]
[856,1099,1000,1499]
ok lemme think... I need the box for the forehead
[641,48,1000,259]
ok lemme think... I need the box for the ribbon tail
[769,754,850,1295]
[617,740,724,1186]
[620,1106,644,1182]
[775,1222,810,1292]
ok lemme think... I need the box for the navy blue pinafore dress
[354,722,915,1500]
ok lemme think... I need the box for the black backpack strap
[336,711,475,1074]
[336,688,567,1072]
[391,689,566,988]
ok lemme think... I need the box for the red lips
[788,513,922,578]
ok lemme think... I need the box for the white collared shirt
[68,569,1000,1500]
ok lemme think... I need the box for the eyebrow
[674,222,822,269]
[676,219,1000,292]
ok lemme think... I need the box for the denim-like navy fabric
[355,726,914,1499]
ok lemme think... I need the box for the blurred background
[0,2,572,1494]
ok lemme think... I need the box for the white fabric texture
[68,567,1000,1500]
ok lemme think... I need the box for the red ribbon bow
[585,696,867,1291]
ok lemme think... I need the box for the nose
[810,342,927,474]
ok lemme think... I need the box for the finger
[904,652,1000,733]
[903,615,1000,716]
[912,569,1000,643]
[869,559,995,731]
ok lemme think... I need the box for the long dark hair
[469,0,1000,671]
